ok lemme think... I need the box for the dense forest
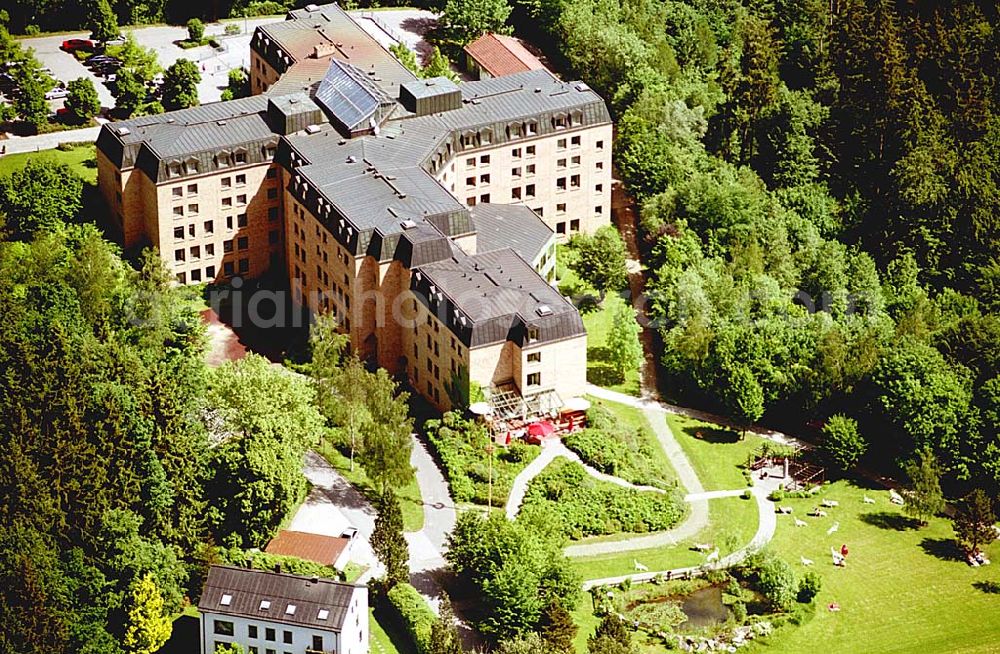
[512,0,1000,491]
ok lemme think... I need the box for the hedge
[386,582,435,654]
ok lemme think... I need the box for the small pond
[678,585,731,629]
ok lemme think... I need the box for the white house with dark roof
[198,565,367,654]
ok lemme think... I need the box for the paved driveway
[20,17,284,109]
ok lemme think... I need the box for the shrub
[187,18,205,42]
[224,22,241,35]
[797,571,822,603]
[520,459,686,539]
[223,548,345,582]
[386,583,435,654]
[741,489,753,500]
[424,411,539,504]
[745,551,798,611]
[563,405,673,489]
[240,0,286,16]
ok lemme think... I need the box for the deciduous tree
[606,302,643,382]
[821,415,867,473]
[441,0,511,44]
[162,58,200,111]
[65,77,100,123]
[569,226,628,300]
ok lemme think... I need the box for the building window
[174,249,185,262]
[226,216,233,230]
[557,203,566,214]
[511,166,521,178]
[267,188,278,200]
[269,230,279,244]
[465,176,475,188]
[265,628,275,642]
[465,157,476,167]
[206,243,215,256]
[268,207,279,221]
[221,177,232,188]
[571,135,581,147]
[237,237,249,250]
[172,187,183,198]
[173,206,184,217]
[480,193,490,203]
[557,158,566,169]
[511,147,521,159]
[222,197,233,208]
[595,183,603,193]
[237,194,247,205]
[238,213,248,227]
[224,261,234,276]
[191,268,202,282]
[525,184,535,198]
[571,174,581,188]
[168,163,181,177]
[596,140,604,150]
[188,203,199,215]
[236,174,246,186]
[174,226,184,240]
[176,272,186,284]
[224,239,234,253]
[190,245,200,260]
[188,223,196,237]
[312,636,324,651]
[595,205,603,214]
[557,138,567,150]
[480,154,490,165]
[238,258,249,273]
[479,173,490,184]
[528,352,541,363]
[466,197,476,207]
[526,164,536,175]
[511,187,521,200]
[528,327,539,342]
[235,151,247,164]
[282,631,292,644]
[526,145,536,157]
[557,178,567,191]
[527,372,541,386]
[187,183,198,195]
[596,161,604,170]
[266,167,277,178]
[213,620,234,636]
[556,221,566,235]
[571,155,581,166]
[570,219,580,231]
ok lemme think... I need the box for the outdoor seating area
[472,385,590,446]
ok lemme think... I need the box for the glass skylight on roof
[259,600,271,611]
[285,604,297,615]
[220,594,232,606]
[315,59,392,133]
[317,609,330,621]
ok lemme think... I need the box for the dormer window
[234,148,247,165]
[479,128,492,145]
[553,114,567,129]
[527,326,539,342]
[216,150,231,167]
[525,121,538,136]
[168,162,182,178]
[570,109,583,126]
[184,158,198,175]
[507,122,521,138]
[462,131,476,148]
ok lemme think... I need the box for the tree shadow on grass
[588,346,627,388]
[858,511,922,531]
[973,580,1000,594]
[681,425,740,444]
[919,537,966,563]
[158,615,199,654]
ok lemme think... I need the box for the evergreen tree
[359,369,414,494]
[902,448,945,526]
[606,302,643,383]
[539,598,576,654]
[588,613,633,654]
[88,0,119,43]
[428,596,464,654]
[390,41,421,76]
[953,489,997,553]
[423,47,458,82]
[370,490,409,589]
[123,573,171,654]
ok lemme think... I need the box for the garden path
[504,439,668,520]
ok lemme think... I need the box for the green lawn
[0,143,97,183]
[666,414,763,491]
[557,244,641,396]
[316,439,425,532]
[370,607,415,654]
[568,495,759,581]
[747,481,1000,654]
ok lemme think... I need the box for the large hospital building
[96,3,613,411]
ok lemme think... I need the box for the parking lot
[20,17,284,112]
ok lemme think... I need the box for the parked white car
[44,87,68,100]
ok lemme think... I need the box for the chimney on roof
[311,576,319,584]
[273,563,281,573]
[312,42,337,59]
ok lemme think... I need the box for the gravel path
[405,434,456,612]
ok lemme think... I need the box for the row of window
[212,619,326,650]
[174,236,249,262]
[166,149,275,178]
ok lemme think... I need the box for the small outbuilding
[463,33,547,79]
[265,530,353,571]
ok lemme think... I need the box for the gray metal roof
[412,247,584,348]
[198,565,362,631]
[471,203,554,264]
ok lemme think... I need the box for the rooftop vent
[115,126,130,136]
[219,594,232,606]
[401,219,417,230]
[534,87,542,93]
[536,305,553,317]
[317,609,330,621]
[304,124,321,134]
[305,3,319,10]
[259,600,271,611]
[216,120,227,126]
[346,155,357,164]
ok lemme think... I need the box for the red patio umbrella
[526,421,556,443]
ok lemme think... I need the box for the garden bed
[520,458,686,539]
[424,411,540,506]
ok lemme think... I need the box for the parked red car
[61,38,94,51]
